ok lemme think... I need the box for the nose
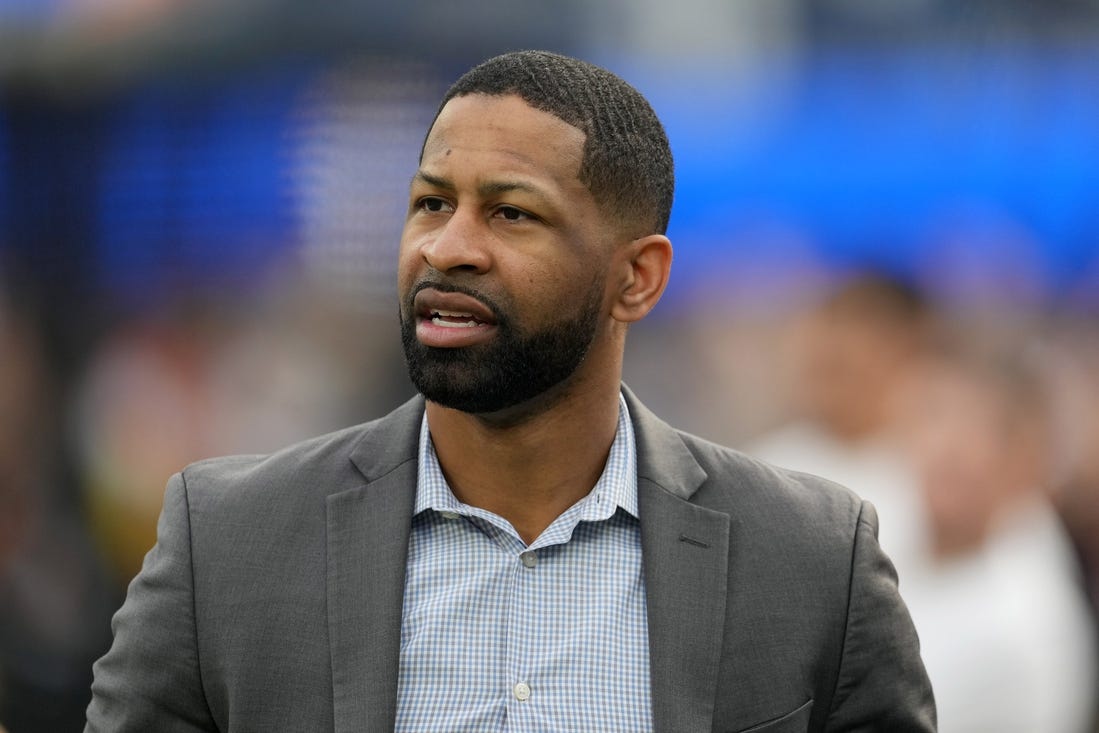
[420,208,492,275]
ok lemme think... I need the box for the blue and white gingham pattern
[394,395,652,732]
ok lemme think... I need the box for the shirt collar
[414,392,639,520]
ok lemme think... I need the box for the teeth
[430,310,481,328]
[432,316,477,328]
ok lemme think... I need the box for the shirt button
[513,681,531,701]
[519,551,537,569]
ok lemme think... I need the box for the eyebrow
[413,170,548,200]
[412,170,454,191]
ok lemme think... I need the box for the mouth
[412,286,499,347]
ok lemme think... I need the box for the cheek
[396,232,421,285]
[395,246,421,318]
[518,261,598,319]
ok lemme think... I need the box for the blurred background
[1,1,1098,731]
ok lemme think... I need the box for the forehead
[421,94,586,181]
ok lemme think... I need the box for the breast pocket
[729,698,813,733]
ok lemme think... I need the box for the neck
[425,374,623,545]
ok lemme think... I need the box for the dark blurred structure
[0,295,116,732]
[2,1,1099,730]
[1048,316,1099,658]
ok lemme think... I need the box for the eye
[417,196,452,213]
[494,205,533,222]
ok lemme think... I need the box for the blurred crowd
[626,272,1099,732]
[738,275,1099,731]
[631,270,1099,732]
[2,260,1099,731]
[0,273,416,731]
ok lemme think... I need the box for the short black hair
[426,50,674,236]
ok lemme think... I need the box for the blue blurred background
[5,3,1099,311]
[2,1,1099,731]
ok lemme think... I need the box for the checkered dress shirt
[394,395,653,732]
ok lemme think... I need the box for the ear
[610,234,673,324]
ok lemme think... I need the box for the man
[86,51,935,732]
[898,343,1097,732]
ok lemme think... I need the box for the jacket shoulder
[183,422,364,489]
[178,395,423,516]
[676,429,870,543]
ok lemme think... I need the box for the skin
[397,93,672,544]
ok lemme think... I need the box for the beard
[400,277,603,414]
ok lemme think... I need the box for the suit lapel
[327,396,423,733]
[626,388,731,733]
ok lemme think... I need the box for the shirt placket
[503,534,548,733]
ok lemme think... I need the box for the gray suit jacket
[86,388,935,732]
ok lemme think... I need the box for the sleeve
[85,472,218,732]
[824,501,937,732]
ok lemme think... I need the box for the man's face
[398,94,615,414]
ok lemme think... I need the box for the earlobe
[610,234,673,323]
